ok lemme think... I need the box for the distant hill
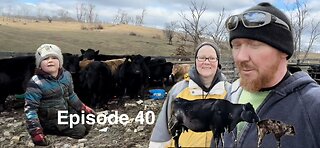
[0,18,191,57]
[0,18,319,62]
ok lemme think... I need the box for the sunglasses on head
[225,10,290,31]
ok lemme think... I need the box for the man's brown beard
[237,61,279,92]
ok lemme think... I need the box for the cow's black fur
[146,57,173,88]
[116,55,149,99]
[80,48,125,61]
[79,61,113,109]
[0,56,35,112]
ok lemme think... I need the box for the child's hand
[32,133,50,146]
[81,104,96,115]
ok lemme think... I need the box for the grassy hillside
[0,19,188,56]
[0,18,319,61]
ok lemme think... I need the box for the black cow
[80,48,98,60]
[0,56,35,112]
[287,65,302,74]
[146,57,173,88]
[62,53,80,74]
[80,48,125,61]
[79,61,113,109]
[62,53,84,102]
[169,98,259,148]
[116,55,149,99]
[257,119,296,148]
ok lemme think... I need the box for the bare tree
[37,7,44,21]
[47,16,52,23]
[301,20,320,62]
[21,5,30,19]
[57,9,70,22]
[87,4,95,23]
[76,3,86,22]
[135,9,146,26]
[289,0,320,62]
[113,9,131,24]
[112,9,121,24]
[163,21,178,45]
[208,8,228,49]
[179,1,209,51]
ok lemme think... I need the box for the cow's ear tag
[128,58,131,62]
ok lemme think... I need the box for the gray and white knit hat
[35,44,63,68]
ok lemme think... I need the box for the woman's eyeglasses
[225,10,290,31]
[196,57,218,62]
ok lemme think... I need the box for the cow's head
[126,55,147,75]
[80,48,99,60]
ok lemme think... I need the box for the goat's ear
[80,49,85,54]
[244,103,253,110]
[242,104,247,110]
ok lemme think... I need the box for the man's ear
[280,52,288,59]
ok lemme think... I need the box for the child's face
[40,56,60,77]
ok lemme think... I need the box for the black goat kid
[168,98,259,148]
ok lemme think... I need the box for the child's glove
[32,133,50,146]
[81,104,96,115]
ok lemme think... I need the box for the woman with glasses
[149,42,230,147]
[221,2,320,148]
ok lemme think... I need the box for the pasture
[0,18,189,56]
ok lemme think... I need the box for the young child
[24,44,95,146]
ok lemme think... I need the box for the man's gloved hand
[81,104,96,115]
[32,133,50,146]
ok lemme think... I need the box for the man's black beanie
[229,2,294,59]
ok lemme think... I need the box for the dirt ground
[0,96,165,148]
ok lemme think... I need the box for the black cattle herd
[0,49,320,112]
[0,48,175,111]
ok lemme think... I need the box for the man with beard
[218,2,320,148]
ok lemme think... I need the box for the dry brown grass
[0,18,185,56]
[0,17,319,61]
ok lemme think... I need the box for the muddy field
[0,96,165,148]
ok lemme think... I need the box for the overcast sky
[1,0,319,28]
[1,0,319,52]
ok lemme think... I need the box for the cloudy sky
[1,0,319,52]
[1,0,319,28]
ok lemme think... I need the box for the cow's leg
[0,95,7,112]
[221,133,225,148]
[173,129,182,148]
[213,131,220,148]
[92,94,97,109]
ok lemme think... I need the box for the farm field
[0,18,188,56]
